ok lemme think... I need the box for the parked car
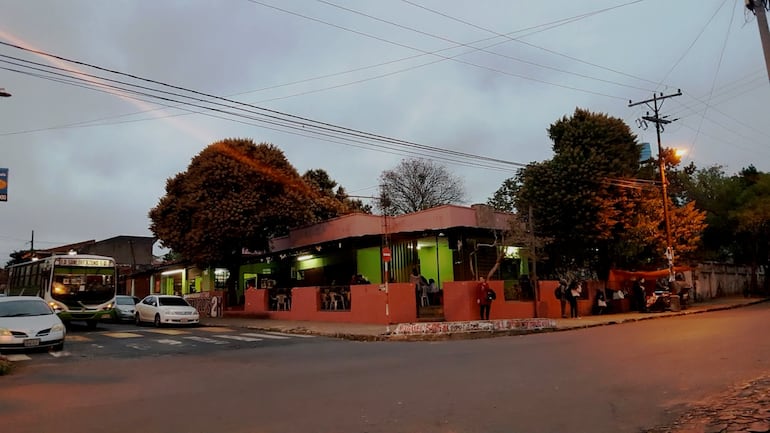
[135,295,199,327]
[111,295,141,322]
[0,296,66,351]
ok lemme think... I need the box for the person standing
[567,280,582,318]
[554,279,568,318]
[632,278,647,313]
[476,276,494,320]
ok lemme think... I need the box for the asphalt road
[2,303,770,433]
[2,320,323,364]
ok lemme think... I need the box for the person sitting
[595,289,608,315]
[427,278,440,304]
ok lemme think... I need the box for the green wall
[417,237,453,288]
[357,247,381,283]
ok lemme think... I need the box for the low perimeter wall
[241,279,608,324]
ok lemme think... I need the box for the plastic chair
[420,286,430,307]
[276,294,289,311]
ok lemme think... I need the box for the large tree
[302,169,372,216]
[510,108,706,277]
[378,158,465,215]
[514,108,643,276]
[149,139,333,301]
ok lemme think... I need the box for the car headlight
[51,324,65,333]
[0,328,11,337]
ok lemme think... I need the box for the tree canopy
[378,158,465,215]
[504,108,706,277]
[149,139,338,268]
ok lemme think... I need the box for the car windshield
[158,297,190,307]
[0,299,54,317]
[116,297,135,305]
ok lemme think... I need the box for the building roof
[269,204,514,252]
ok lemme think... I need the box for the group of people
[410,268,440,305]
[554,279,584,318]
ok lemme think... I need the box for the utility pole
[746,0,770,83]
[629,90,682,280]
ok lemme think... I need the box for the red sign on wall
[382,247,392,262]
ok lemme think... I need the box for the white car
[135,295,200,327]
[112,295,140,322]
[0,296,66,351]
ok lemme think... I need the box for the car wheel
[135,313,142,326]
[154,314,161,327]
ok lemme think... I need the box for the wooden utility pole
[629,90,682,280]
[747,0,770,83]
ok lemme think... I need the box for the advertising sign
[0,168,7,202]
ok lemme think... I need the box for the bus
[6,254,117,328]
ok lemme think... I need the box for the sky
[1,0,768,262]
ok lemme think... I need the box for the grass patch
[0,355,13,376]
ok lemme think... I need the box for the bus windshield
[51,267,116,307]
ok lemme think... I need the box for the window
[214,268,229,290]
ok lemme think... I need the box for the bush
[0,355,13,376]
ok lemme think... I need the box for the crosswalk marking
[241,332,290,340]
[8,329,316,360]
[263,331,315,338]
[199,327,235,333]
[146,329,189,335]
[103,332,143,339]
[213,334,262,342]
[127,343,150,351]
[182,336,229,345]
[4,354,31,361]
[156,339,184,345]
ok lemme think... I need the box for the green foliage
[0,355,13,375]
[302,169,372,216]
[509,107,707,276]
[149,139,323,267]
[487,178,518,212]
[514,108,642,274]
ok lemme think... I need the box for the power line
[0,41,529,172]
[246,0,629,101]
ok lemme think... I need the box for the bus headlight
[48,302,63,312]
[102,303,113,310]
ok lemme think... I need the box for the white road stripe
[127,343,150,351]
[156,339,183,345]
[183,336,229,345]
[4,354,31,361]
[214,335,263,342]
[241,332,290,340]
[263,331,315,338]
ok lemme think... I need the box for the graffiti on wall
[185,292,223,318]
[391,318,556,336]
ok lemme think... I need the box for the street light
[0,88,11,97]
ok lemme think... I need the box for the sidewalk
[200,296,767,342]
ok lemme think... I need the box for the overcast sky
[1,0,768,261]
